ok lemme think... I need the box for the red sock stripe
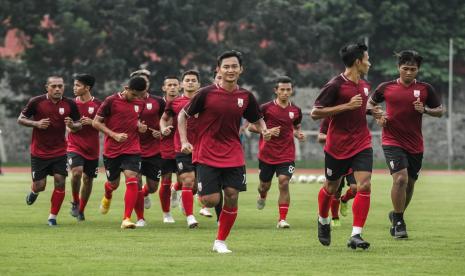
[181,187,194,216]
[217,207,238,241]
[352,191,370,227]
[123,179,138,219]
[278,203,289,221]
[50,187,65,215]
[159,182,171,212]
[318,187,332,218]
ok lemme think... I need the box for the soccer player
[250,76,305,229]
[67,73,101,221]
[311,43,383,249]
[317,117,357,227]
[368,50,443,238]
[130,69,166,227]
[160,70,202,228]
[160,75,181,223]
[93,76,147,229]
[18,75,81,226]
[178,50,271,253]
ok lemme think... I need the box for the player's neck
[184,90,197,98]
[220,80,238,92]
[343,68,361,84]
[79,92,92,102]
[276,99,289,108]
[399,78,414,87]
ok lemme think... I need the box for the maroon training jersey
[314,73,372,159]
[21,94,80,159]
[258,100,302,164]
[371,79,441,153]
[160,97,176,159]
[165,95,197,153]
[97,92,144,158]
[139,93,165,158]
[319,117,330,134]
[185,84,262,168]
[67,97,102,160]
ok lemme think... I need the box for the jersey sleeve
[21,97,38,118]
[319,117,330,134]
[370,82,388,103]
[67,98,81,121]
[314,81,339,108]
[97,96,112,118]
[425,84,441,108]
[243,92,262,123]
[156,97,166,117]
[294,106,303,127]
[164,100,175,117]
[185,87,209,116]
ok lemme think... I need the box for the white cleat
[277,219,291,229]
[135,219,146,227]
[257,196,266,210]
[170,187,180,209]
[163,212,175,223]
[212,240,232,254]
[199,207,213,217]
[187,215,199,228]
[144,196,151,209]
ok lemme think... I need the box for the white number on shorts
[288,165,295,174]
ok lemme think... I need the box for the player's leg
[100,155,121,214]
[405,152,422,210]
[275,162,294,228]
[331,177,344,227]
[340,173,356,217]
[347,148,373,249]
[176,154,199,228]
[77,158,98,221]
[48,156,68,226]
[26,156,49,205]
[257,160,274,210]
[120,155,141,229]
[67,153,85,217]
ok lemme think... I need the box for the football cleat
[170,186,180,209]
[144,196,151,209]
[187,215,199,229]
[163,213,175,223]
[340,201,348,217]
[256,196,266,210]
[277,220,291,229]
[331,218,341,227]
[99,196,111,214]
[121,218,136,229]
[77,212,85,221]
[199,207,213,217]
[47,218,57,226]
[26,192,38,205]
[213,240,232,254]
[135,219,146,227]
[347,234,370,250]
[317,219,331,246]
[70,201,79,217]
[393,221,408,239]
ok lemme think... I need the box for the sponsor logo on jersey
[237,98,244,107]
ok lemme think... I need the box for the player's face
[182,74,200,93]
[398,63,418,84]
[46,77,64,100]
[73,80,89,97]
[162,79,180,97]
[356,51,371,76]
[125,89,142,101]
[218,57,242,83]
[214,73,222,84]
[274,83,293,102]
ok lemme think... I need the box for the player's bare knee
[393,173,408,187]
[200,193,220,207]
[357,180,371,192]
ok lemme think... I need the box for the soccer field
[1,172,464,275]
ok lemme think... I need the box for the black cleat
[347,234,370,250]
[77,212,85,221]
[48,218,57,226]
[388,211,395,236]
[26,192,38,205]
[70,202,79,217]
[317,219,331,246]
[393,221,408,239]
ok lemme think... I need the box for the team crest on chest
[413,90,420,98]
[237,98,244,107]
[134,105,139,112]
[363,87,369,96]
[289,112,294,119]
[88,107,94,114]
[58,107,65,115]
[146,103,152,110]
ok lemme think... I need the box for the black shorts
[103,154,141,181]
[196,164,246,196]
[176,153,195,174]
[324,148,373,181]
[67,152,99,178]
[160,158,177,175]
[31,155,68,181]
[382,146,423,180]
[258,160,295,182]
[141,154,162,181]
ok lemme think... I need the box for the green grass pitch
[0,172,464,275]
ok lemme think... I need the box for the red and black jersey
[371,79,441,153]
[185,84,262,168]
[21,94,80,159]
[67,97,102,160]
[139,93,165,158]
[258,100,302,164]
[319,117,330,135]
[314,73,372,159]
[97,92,144,158]
[165,95,197,153]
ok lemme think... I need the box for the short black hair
[396,50,423,68]
[128,76,147,91]
[181,70,200,82]
[73,73,95,88]
[339,43,368,67]
[217,50,243,67]
[274,76,292,89]
[130,69,151,78]
[163,75,179,85]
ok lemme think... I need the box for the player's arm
[178,109,192,154]
[293,124,306,142]
[17,113,50,129]
[311,94,362,120]
[250,118,271,141]
[92,115,127,142]
[64,118,82,132]
[159,112,174,136]
[317,132,326,145]
[415,102,444,117]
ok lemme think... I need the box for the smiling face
[217,56,243,84]
[46,77,64,101]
